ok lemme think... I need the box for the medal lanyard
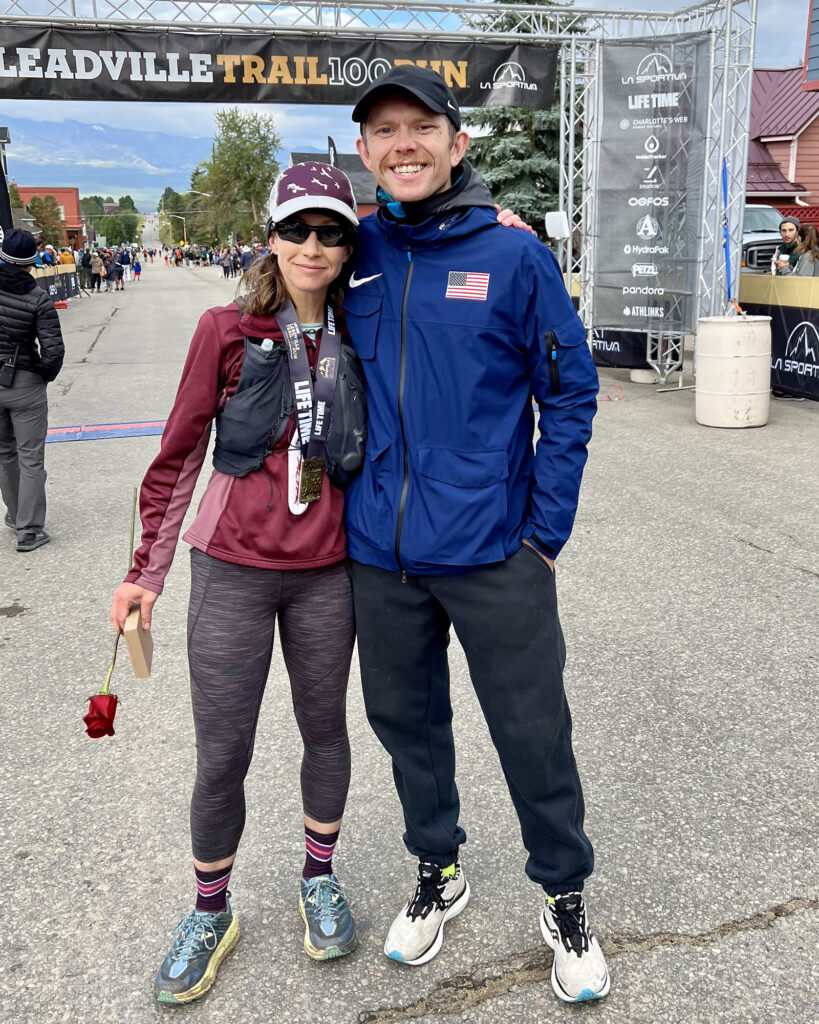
[275,298,342,460]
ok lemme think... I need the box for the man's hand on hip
[522,540,555,572]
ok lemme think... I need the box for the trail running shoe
[384,861,470,966]
[299,874,357,960]
[16,531,50,552]
[154,895,239,1004]
[540,891,610,1003]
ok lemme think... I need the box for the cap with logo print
[351,66,461,130]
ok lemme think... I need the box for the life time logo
[480,61,537,92]
[621,52,687,86]
[774,320,819,378]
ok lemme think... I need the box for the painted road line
[46,420,167,443]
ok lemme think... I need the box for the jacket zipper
[395,247,414,581]
[545,332,562,396]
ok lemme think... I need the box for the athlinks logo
[622,52,688,86]
[481,62,538,92]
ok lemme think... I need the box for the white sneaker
[540,892,610,1002]
[384,861,470,966]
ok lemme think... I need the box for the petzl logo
[481,62,538,92]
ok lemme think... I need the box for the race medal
[298,456,325,503]
[288,442,309,515]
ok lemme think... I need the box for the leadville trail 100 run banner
[593,35,710,334]
[0,26,556,108]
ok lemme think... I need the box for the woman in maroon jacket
[109,164,361,1004]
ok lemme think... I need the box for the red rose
[83,693,119,738]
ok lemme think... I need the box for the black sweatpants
[351,546,594,895]
[187,549,354,862]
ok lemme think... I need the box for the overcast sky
[1,0,810,160]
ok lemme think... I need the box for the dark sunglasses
[275,220,352,247]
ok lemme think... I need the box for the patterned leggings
[187,548,354,862]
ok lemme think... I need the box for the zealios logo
[777,320,819,378]
[481,62,537,93]
[622,52,687,86]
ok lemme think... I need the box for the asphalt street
[1,261,816,1024]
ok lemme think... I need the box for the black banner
[0,26,556,108]
[33,267,79,303]
[591,328,650,369]
[742,301,819,401]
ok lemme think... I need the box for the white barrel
[695,315,772,428]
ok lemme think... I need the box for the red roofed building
[747,67,819,221]
[15,185,85,248]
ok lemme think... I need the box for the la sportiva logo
[622,52,688,86]
[775,320,819,378]
[481,62,537,92]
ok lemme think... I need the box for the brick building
[14,185,85,247]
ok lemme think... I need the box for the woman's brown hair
[797,223,819,260]
[237,232,353,318]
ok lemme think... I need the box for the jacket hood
[0,262,38,294]
[376,160,495,225]
[237,307,286,339]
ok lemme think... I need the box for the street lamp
[167,213,187,246]
[185,189,212,198]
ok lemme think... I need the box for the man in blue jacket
[344,67,609,1004]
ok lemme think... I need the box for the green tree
[199,107,282,239]
[100,215,127,246]
[462,0,574,237]
[9,182,22,208]
[118,194,138,212]
[81,195,106,216]
[28,194,64,247]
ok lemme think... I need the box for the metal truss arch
[1,0,758,328]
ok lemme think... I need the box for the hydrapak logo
[481,62,538,92]
[776,320,819,378]
[622,52,688,85]
[629,195,669,207]
[625,243,669,255]
[636,215,660,240]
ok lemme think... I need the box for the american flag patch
[445,271,490,301]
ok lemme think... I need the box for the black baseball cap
[352,65,461,130]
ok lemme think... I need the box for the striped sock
[303,825,340,880]
[194,864,232,913]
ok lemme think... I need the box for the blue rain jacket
[343,205,598,575]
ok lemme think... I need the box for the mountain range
[2,114,305,212]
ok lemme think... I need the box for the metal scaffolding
[2,0,757,338]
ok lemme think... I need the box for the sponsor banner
[591,328,650,369]
[0,26,556,108]
[738,274,819,400]
[593,36,710,333]
[33,266,79,303]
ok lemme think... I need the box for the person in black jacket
[0,228,65,551]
